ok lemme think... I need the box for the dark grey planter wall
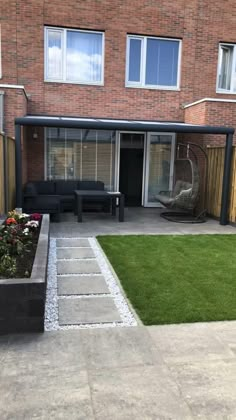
[0,214,50,334]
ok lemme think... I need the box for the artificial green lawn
[97,235,236,325]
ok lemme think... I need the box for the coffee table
[74,190,125,222]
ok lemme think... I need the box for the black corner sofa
[23,180,108,221]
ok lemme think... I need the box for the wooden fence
[207,146,236,223]
[0,134,16,215]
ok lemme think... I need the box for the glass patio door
[144,133,175,207]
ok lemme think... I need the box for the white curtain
[66,31,102,82]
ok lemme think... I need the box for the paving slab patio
[57,238,90,247]
[57,247,95,259]
[1,323,236,419]
[57,259,101,275]
[57,275,109,295]
[50,208,236,237]
[58,297,122,325]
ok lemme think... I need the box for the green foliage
[0,254,17,277]
[98,235,236,325]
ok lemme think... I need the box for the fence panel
[0,134,4,214]
[207,146,236,222]
[0,135,16,215]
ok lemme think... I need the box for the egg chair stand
[156,143,208,223]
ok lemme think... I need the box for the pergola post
[220,133,233,225]
[15,123,22,210]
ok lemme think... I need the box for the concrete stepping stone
[57,238,89,248]
[57,259,101,275]
[58,297,122,325]
[57,248,95,260]
[58,275,109,295]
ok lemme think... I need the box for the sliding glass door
[144,133,175,207]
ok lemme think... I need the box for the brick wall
[2,0,236,131]
[184,100,236,146]
[2,0,236,187]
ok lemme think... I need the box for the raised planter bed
[0,214,50,334]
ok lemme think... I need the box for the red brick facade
[1,0,236,181]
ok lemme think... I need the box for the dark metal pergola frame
[15,115,235,225]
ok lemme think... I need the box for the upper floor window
[126,35,181,90]
[45,27,104,85]
[217,43,236,93]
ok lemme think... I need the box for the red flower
[30,213,42,221]
[6,218,17,225]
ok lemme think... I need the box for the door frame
[115,131,147,205]
[144,132,176,207]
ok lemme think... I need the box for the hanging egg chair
[155,143,207,223]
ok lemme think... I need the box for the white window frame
[126,35,181,90]
[44,26,105,85]
[216,43,236,94]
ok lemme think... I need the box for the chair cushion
[34,181,55,195]
[59,195,74,203]
[55,181,79,195]
[24,182,37,197]
[79,180,104,191]
[173,180,192,197]
[155,194,175,206]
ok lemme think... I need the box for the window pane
[128,38,141,82]
[47,30,63,80]
[97,131,116,190]
[218,45,233,90]
[66,31,103,82]
[145,39,179,86]
[46,128,116,187]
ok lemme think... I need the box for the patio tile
[57,259,101,275]
[58,297,122,325]
[57,275,109,295]
[80,327,164,369]
[2,331,86,377]
[89,364,193,420]
[57,247,95,259]
[57,238,90,247]
[169,359,236,419]
[211,321,236,356]
[0,369,93,420]
[147,323,235,364]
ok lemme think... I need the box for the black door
[119,148,143,206]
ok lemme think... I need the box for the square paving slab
[57,248,94,259]
[57,238,90,247]
[58,275,109,295]
[57,259,101,275]
[58,297,122,325]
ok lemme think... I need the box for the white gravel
[45,237,137,330]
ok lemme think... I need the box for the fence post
[220,133,233,225]
[3,135,9,213]
[15,124,22,210]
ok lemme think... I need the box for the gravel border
[45,237,137,330]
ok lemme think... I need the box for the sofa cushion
[55,180,79,195]
[79,180,104,191]
[24,182,37,197]
[34,181,55,195]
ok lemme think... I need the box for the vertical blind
[46,128,116,190]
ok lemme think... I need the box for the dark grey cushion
[24,182,37,197]
[59,195,74,203]
[55,181,79,195]
[79,180,104,191]
[34,181,55,195]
